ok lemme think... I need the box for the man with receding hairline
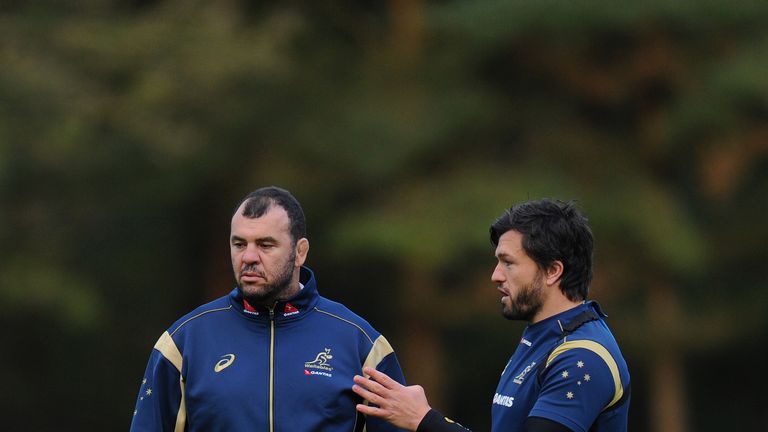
[131,186,406,431]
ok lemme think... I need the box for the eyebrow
[230,235,279,244]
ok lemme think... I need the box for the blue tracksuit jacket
[492,301,630,432]
[130,266,406,431]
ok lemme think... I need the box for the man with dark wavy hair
[353,199,630,432]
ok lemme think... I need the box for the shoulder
[313,296,383,345]
[167,294,234,337]
[312,297,399,369]
[312,297,402,377]
[147,294,233,372]
[560,317,628,371]
[542,328,629,411]
[545,338,624,384]
[550,316,628,377]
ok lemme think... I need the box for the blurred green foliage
[1,1,767,430]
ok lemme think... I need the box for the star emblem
[140,397,144,401]
[561,370,569,379]
[584,374,591,382]
[146,388,153,396]
[577,381,582,386]
[577,361,584,368]
[566,391,574,399]
[142,378,147,385]
[134,409,137,416]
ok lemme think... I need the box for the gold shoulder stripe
[362,335,395,375]
[314,307,375,344]
[154,331,183,372]
[154,305,230,431]
[546,340,623,410]
[175,376,186,432]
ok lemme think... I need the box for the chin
[502,305,535,322]
[240,284,268,297]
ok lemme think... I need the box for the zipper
[268,304,276,432]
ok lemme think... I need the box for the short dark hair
[490,199,593,301]
[235,186,307,244]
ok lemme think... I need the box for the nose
[491,262,505,283]
[242,244,261,264]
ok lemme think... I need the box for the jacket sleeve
[529,344,620,432]
[130,332,185,431]
[417,409,472,432]
[362,336,408,432]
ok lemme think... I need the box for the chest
[491,342,554,431]
[180,318,364,430]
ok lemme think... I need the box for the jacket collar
[229,266,320,323]
[521,301,604,346]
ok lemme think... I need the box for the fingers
[352,383,384,406]
[353,384,394,422]
[354,374,388,396]
[362,367,398,390]
[356,403,386,417]
[353,368,401,406]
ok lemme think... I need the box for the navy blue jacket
[492,302,630,432]
[131,267,406,431]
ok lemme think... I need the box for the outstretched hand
[353,367,432,432]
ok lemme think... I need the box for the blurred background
[2,0,767,430]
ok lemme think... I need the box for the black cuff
[523,416,573,432]
[417,409,471,432]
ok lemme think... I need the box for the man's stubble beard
[502,271,544,322]
[239,249,297,306]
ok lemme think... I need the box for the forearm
[416,411,572,432]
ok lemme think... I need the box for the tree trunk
[400,264,444,410]
[649,282,688,432]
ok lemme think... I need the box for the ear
[295,238,309,266]
[544,260,564,287]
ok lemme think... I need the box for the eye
[232,241,246,249]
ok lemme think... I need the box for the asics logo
[214,354,236,372]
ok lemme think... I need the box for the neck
[531,290,582,324]
[278,282,301,302]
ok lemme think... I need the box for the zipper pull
[268,303,276,320]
